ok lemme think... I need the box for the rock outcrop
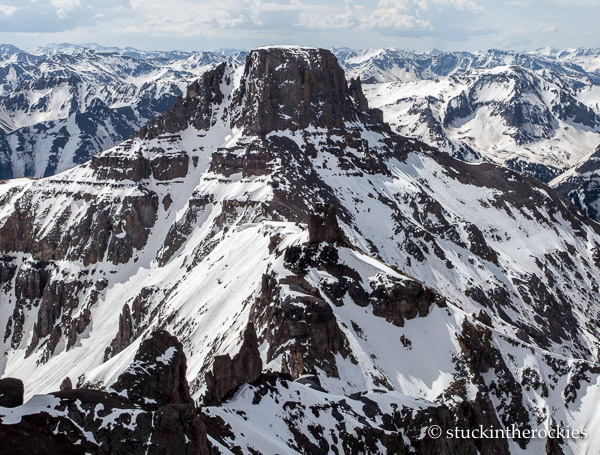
[59,377,72,392]
[230,47,384,136]
[403,393,511,455]
[204,323,262,404]
[112,330,193,410]
[307,204,348,244]
[104,304,134,361]
[0,331,211,455]
[138,63,228,140]
[0,378,23,408]
[369,277,442,327]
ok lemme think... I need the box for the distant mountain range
[0,43,599,218]
[0,43,246,178]
[339,47,600,221]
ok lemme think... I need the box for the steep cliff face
[230,47,383,135]
[137,62,229,140]
[1,47,600,454]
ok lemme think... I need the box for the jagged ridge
[0,46,599,454]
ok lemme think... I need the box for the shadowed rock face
[112,330,193,410]
[104,304,134,361]
[138,62,228,140]
[0,189,159,266]
[0,331,212,455]
[204,323,262,405]
[0,378,23,408]
[402,392,511,455]
[137,47,384,142]
[59,377,72,392]
[307,204,347,244]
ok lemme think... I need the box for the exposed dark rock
[15,260,52,304]
[231,324,263,392]
[466,224,499,265]
[545,420,566,455]
[0,187,159,267]
[0,255,17,291]
[348,76,385,125]
[0,378,24,408]
[307,204,347,244]
[402,392,510,455]
[563,361,600,405]
[475,311,493,327]
[105,304,134,361]
[284,239,440,329]
[252,271,353,380]
[369,278,441,327]
[209,140,274,177]
[0,355,212,455]
[231,47,383,135]
[112,330,193,410]
[131,286,158,327]
[505,158,561,183]
[10,270,102,361]
[458,320,532,449]
[204,355,233,405]
[204,323,262,404]
[90,147,151,181]
[0,410,97,454]
[66,308,92,350]
[138,63,228,139]
[26,275,93,357]
[444,91,473,128]
[157,195,213,266]
[162,194,173,211]
[150,152,189,181]
[60,377,72,392]
[150,404,212,455]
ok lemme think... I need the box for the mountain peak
[138,47,385,140]
[0,43,22,56]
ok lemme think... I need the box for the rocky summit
[1,46,600,454]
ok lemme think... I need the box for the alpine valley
[0,45,600,455]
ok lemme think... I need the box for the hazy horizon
[3,41,599,55]
[0,1,598,54]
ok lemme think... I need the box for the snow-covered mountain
[336,47,600,221]
[340,48,600,181]
[0,44,242,178]
[3,43,600,223]
[1,47,600,454]
[0,100,141,178]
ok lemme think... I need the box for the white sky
[0,0,598,52]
